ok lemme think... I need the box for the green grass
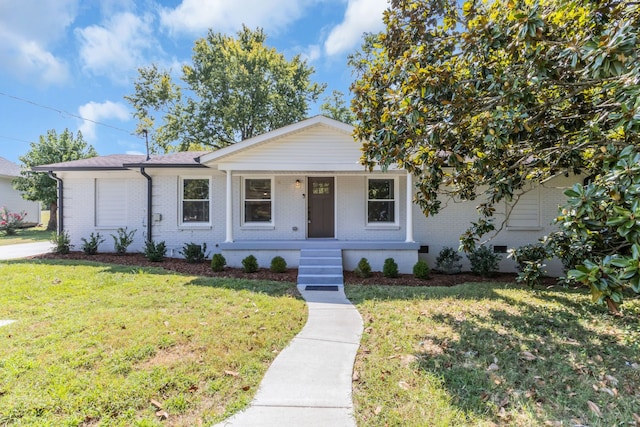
[0,211,51,246]
[0,259,306,426]
[346,283,640,426]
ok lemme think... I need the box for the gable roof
[0,157,21,178]
[199,115,355,165]
[32,152,208,172]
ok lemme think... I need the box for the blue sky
[0,0,388,164]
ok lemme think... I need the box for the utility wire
[0,91,140,137]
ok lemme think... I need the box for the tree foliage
[320,90,355,124]
[351,0,640,309]
[13,129,96,231]
[126,26,325,152]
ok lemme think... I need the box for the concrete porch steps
[297,248,344,288]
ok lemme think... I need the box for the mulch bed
[32,251,556,287]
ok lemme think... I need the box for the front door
[307,177,335,238]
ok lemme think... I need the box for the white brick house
[33,116,572,274]
[0,157,41,226]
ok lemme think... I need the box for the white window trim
[242,176,274,228]
[366,177,399,228]
[179,176,212,228]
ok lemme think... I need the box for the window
[367,178,396,224]
[96,179,127,227]
[244,178,272,223]
[507,186,540,229]
[181,178,210,225]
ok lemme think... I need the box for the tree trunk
[605,297,621,316]
[47,202,57,232]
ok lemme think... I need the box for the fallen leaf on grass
[156,410,169,420]
[224,370,240,377]
[374,406,382,415]
[520,351,537,361]
[587,400,602,417]
[150,399,163,409]
[599,387,616,397]
[487,363,499,371]
[352,371,360,382]
[604,375,619,386]
[632,413,640,424]
[400,354,418,367]
[163,321,169,327]
[398,381,411,390]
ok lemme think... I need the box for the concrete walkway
[0,241,52,260]
[215,286,363,427]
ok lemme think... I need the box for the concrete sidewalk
[215,286,363,426]
[0,241,52,260]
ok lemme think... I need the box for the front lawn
[346,283,640,426]
[0,260,306,426]
[0,211,51,246]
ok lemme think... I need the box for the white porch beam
[225,170,233,243]
[405,172,414,243]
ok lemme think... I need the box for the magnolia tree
[350,0,640,311]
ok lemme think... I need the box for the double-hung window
[367,178,396,224]
[244,178,272,224]
[180,178,210,225]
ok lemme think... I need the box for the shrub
[436,247,463,274]
[51,231,71,254]
[242,255,258,273]
[467,245,501,277]
[383,257,399,278]
[0,207,26,236]
[144,240,167,262]
[80,232,104,255]
[180,242,208,263]
[270,256,287,273]
[509,243,549,287]
[355,257,372,278]
[111,227,136,255]
[211,253,226,272]
[413,260,430,280]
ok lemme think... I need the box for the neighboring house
[0,157,41,226]
[33,116,572,274]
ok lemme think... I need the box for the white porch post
[225,170,233,243]
[405,171,414,242]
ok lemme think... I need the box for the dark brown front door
[308,177,335,238]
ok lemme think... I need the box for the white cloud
[324,0,388,56]
[159,0,315,36]
[300,44,322,63]
[0,0,77,84]
[76,12,156,83]
[78,101,130,141]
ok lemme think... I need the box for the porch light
[295,179,301,188]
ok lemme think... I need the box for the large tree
[351,0,640,308]
[320,90,355,124]
[126,26,326,152]
[14,129,97,231]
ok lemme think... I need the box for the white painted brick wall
[0,177,41,224]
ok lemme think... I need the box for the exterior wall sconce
[295,179,301,188]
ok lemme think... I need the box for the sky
[0,0,389,164]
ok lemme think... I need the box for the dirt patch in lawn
[32,251,556,287]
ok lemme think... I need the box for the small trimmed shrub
[144,240,167,262]
[383,257,399,278]
[242,255,258,273]
[51,231,71,254]
[467,245,501,277]
[211,253,226,272]
[355,257,372,278]
[413,260,430,280]
[111,227,136,255]
[80,232,104,255]
[180,242,208,263]
[270,256,287,273]
[436,247,463,274]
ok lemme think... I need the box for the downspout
[48,171,63,233]
[139,168,153,242]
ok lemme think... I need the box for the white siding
[0,177,41,225]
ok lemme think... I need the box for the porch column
[225,170,233,243]
[405,171,414,242]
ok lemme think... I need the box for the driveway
[0,242,53,260]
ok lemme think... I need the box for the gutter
[139,167,153,242]
[48,171,64,233]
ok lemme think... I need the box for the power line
[0,91,140,137]
[0,134,33,144]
